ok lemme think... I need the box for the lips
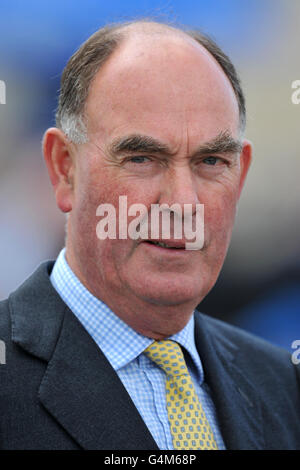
[143,239,186,249]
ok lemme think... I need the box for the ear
[42,127,75,213]
[237,138,252,200]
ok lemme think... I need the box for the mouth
[142,240,187,250]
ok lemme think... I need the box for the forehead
[85,33,240,147]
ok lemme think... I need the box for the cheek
[74,162,119,223]
[70,165,112,254]
[72,166,151,256]
[203,185,238,244]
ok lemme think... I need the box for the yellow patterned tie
[144,340,218,450]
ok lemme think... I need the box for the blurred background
[0,0,299,350]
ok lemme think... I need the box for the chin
[131,277,206,308]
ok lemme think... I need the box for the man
[0,20,300,450]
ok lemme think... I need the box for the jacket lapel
[194,312,265,450]
[38,307,158,450]
[9,261,158,450]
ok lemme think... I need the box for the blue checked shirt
[50,248,225,450]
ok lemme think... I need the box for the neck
[64,244,197,340]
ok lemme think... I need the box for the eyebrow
[193,130,243,156]
[108,134,171,156]
[107,130,243,159]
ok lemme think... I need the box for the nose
[158,163,200,213]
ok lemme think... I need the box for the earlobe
[42,127,75,213]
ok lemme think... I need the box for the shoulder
[0,259,62,362]
[197,310,290,356]
[0,259,64,388]
[195,310,300,387]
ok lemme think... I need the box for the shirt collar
[50,248,204,383]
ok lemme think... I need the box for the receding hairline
[56,19,246,143]
[94,21,234,81]
[84,25,240,137]
[113,19,199,41]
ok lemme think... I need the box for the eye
[202,156,220,166]
[128,156,151,164]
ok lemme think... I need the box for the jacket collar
[9,260,264,450]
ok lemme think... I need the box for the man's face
[68,34,251,313]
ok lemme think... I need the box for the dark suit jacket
[0,260,300,450]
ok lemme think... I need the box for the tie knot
[144,340,188,377]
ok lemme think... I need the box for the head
[43,20,252,339]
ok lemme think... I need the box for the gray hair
[56,20,246,144]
